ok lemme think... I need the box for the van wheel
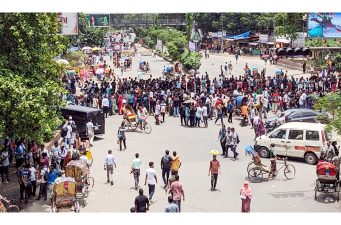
[304,152,317,165]
[259,147,270,158]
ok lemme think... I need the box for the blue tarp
[226,31,251,40]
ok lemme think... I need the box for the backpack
[71,122,77,132]
[236,134,240,144]
[43,170,48,182]
[61,126,68,137]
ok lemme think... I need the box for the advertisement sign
[57,13,78,35]
[308,13,341,38]
[188,41,196,52]
[86,14,110,27]
[258,34,269,43]
[291,32,306,48]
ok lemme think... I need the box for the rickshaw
[314,161,340,202]
[51,177,80,212]
[65,160,94,207]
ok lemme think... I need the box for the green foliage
[306,38,341,47]
[186,13,193,41]
[314,93,341,134]
[0,13,66,143]
[65,51,88,67]
[274,13,304,41]
[180,50,201,70]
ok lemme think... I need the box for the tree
[314,93,341,134]
[185,13,193,41]
[180,50,201,70]
[0,13,67,143]
[274,13,305,43]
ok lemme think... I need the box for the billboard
[307,13,341,38]
[86,14,110,27]
[57,13,78,35]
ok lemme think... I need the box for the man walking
[102,95,110,118]
[218,124,227,157]
[104,150,116,185]
[227,99,234,123]
[134,188,150,213]
[169,175,185,212]
[160,150,172,188]
[231,127,240,160]
[131,153,142,190]
[86,119,95,146]
[208,155,221,191]
[145,162,157,201]
[165,196,179,213]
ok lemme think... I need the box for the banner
[188,41,196,52]
[86,14,110,27]
[308,13,341,38]
[292,32,306,48]
[258,34,269,43]
[58,13,78,35]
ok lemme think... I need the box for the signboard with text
[57,13,78,35]
[86,14,110,27]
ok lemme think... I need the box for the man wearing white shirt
[102,96,110,118]
[145,162,158,200]
[195,105,203,127]
[202,104,208,127]
[104,150,116,185]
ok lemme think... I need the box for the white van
[255,122,331,165]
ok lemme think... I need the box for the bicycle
[248,157,296,183]
[0,195,20,212]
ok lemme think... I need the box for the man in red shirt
[169,175,185,212]
[208,155,221,191]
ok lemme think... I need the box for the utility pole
[221,13,224,53]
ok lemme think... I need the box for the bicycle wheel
[284,164,296,180]
[88,157,93,167]
[86,177,95,189]
[7,205,20,213]
[74,201,80,213]
[143,123,152,134]
[248,167,263,183]
[247,162,255,172]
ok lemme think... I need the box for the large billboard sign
[86,14,110,27]
[307,13,341,38]
[58,13,78,35]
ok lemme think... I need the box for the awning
[267,42,274,45]
[227,31,251,40]
[249,42,259,46]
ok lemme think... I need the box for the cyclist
[269,143,284,178]
[137,105,148,130]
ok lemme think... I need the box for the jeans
[185,116,189,126]
[148,184,155,199]
[174,199,182,212]
[203,116,208,127]
[106,165,114,182]
[0,165,10,183]
[37,182,47,200]
[232,145,239,159]
[103,106,109,118]
[162,168,170,186]
[173,106,179,117]
[226,145,232,157]
[211,173,218,189]
[195,117,201,127]
[132,169,140,189]
[215,114,223,124]
[161,112,165,122]
[220,140,226,156]
[20,183,32,203]
[228,112,233,123]
[31,180,37,196]
[119,138,126,150]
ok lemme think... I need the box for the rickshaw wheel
[88,158,94,167]
[248,167,263,183]
[86,177,95,188]
[143,123,152,134]
[51,203,57,213]
[246,162,255,173]
[74,201,80,213]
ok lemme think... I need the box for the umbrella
[92,47,101,51]
[82,46,92,51]
[67,70,76,76]
[56,59,69,65]
[210,149,220,156]
[95,68,104,75]
[184,99,196,104]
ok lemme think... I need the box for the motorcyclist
[240,103,249,126]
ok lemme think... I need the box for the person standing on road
[171,151,181,176]
[86,119,95,146]
[36,165,48,201]
[202,104,208,127]
[131,153,142,190]
[134,188,150,213]
[195,104,203,127]
[240,181,252,213]
[214,104,223,125]
[104,150,116,185]
[225,127,232,158]
[18,163,32,204]
[145,162,157,201]
[102,95,110,118]
[161,150,172,188]
[228,61,233,75]
[160,100,167,123]
[231,127,240,160]
[0,146,10,183]
[208,155,221,191]
[169,175,185,212]
[218,124,227,157]
[227,99,234,123]
[117,122,127,151]
[164,196,179,213]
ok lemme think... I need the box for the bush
[180,50,201,70]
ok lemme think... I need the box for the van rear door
[286,129,306,158]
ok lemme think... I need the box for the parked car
[61,105,105,138]
[255,122,332,165]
